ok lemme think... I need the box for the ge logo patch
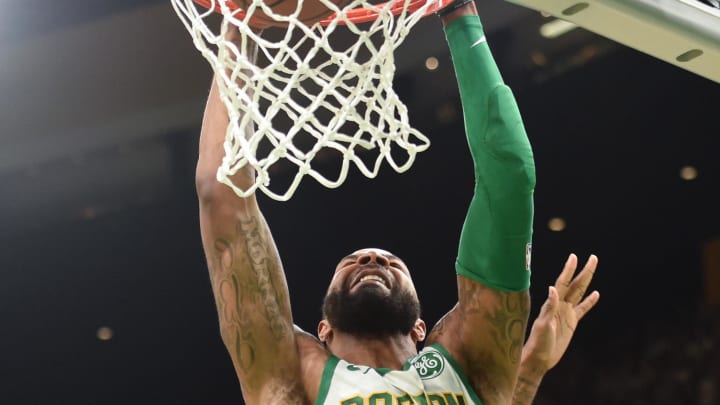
[412,352,444,379]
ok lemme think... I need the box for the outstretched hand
[521,254,600,373]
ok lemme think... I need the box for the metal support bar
[506,0,720,83]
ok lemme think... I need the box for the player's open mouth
[351,270,391,289]
[358,274,387,287]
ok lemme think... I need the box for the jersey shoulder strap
[315,355,341,405]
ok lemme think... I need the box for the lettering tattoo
[240,217,289,340]
[207,214,290,378]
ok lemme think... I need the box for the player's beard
[322,283,421,339]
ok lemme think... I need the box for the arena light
[680,165,698,180]
[540,18,578,38]
[96,326,114,341]
[425,56,439,71]
[530,51,548,66]
[548,217,567,232]
[435,102,459,124]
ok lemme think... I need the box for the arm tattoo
[459,280,530,395]
[207,215,290,377]
[460,281,529,366]
[484,292,528,366]
[211,238,258,374]
[512,376,539,405]
[240,216,289,340]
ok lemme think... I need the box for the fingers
[566,255,599,304]
[575,290,600,320]
[538,285,560,320]
[554,254,578,299]
[548,285,560,312]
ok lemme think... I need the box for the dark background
[0,1,718,404]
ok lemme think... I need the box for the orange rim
[193,0,453,26]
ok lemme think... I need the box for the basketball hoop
[192,0,451,25]
[172,0,451,200]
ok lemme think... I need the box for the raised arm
[427,3,535,404]
[195,29,303,404]
[513,254,600,405]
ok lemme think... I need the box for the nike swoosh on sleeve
[471,35,487,48]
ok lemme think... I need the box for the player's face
[322,248,421,339]
[328,248,416,297]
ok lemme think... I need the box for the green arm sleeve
[445,16,535,291]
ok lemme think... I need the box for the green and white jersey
[315,344,483,405]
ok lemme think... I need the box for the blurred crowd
[536,306,719,405]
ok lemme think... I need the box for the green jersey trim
[374,367,392,376]
[314,355,340,405]
[428,343,484,405]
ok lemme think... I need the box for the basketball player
[194,1,600,404]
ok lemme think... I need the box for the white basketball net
[172,0,435,200]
